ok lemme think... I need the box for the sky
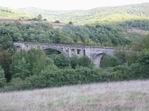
[0,0,149,10]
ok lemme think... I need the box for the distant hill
[1,3,149,24]
[19,3,149,24]
[0,6,30,19]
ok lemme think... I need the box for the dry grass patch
[0,80,149,111]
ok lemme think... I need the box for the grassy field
[0,80,149,111]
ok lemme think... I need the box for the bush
[0,66,4,79]
[100,55,120,68]
[11,49,56,79]
[69,56,93,68]
[0,66,5,87]
[13,66,131,89]
[111,65,130,80]
[77,56,93,68]
[2,62,149,90]
[50,54,70,68]
[0,78,31,91]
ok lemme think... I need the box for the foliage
[0,66,4,79]
[133,35,149,51]
[50,54,70,68]
[0,66,5,87]
[77,56,93,68]
[11,49,57,80]
[1,4,149,91]
[0,23,131,46]
[0,49,12,82]
[100,55,121,68]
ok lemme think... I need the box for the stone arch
[43,47,68,57]
[44,48,61,55]
[92,53,105,68]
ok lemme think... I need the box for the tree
[37,14,42,21]
[0,28,13,50]
[68,21,73,25]
[0,66,4,79]
[0,27,14,82]
[54,20,60,23]
[0,50,12,82]
[51,54,69,68]
[134,34,149,51]
[11,49,56,79]
[78,56,92,67]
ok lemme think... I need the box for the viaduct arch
[13,42,114,68]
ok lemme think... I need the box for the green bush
[111,65,131,80]
[12,66,131,89]
[0,66,5,87]
[0,78,32,91]
[77,56,93,68]
[0,66,4,79]
[50,54,70,68]
[100,55,120,68]
[11,49,57,79]
[2,62,149,90]
[69,56,93,68]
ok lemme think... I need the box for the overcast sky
[0,0,149,10]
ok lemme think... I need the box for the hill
[0,3,149,44]
[1,3,149,24]
[0,6,30,19]
[19,3,149,24]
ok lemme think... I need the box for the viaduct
[13,42,114,68]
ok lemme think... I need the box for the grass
[0,80,149,111]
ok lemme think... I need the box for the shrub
[50,54,70,68]
[77,56,93,68]
[11,49,56,79]
[17,67,129,89]
[0,66,5,87]
[111,65,130,80]
[0,66,4,79]
[0,78,32,91]
[100,55,120,68]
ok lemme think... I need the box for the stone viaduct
[13,42,114,68]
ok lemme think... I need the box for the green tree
[51,54,69,68]
[37,14,42,21]
[78,56,93,68]
[0,50,12,82]
[11,49,56,79]
[0,66,4,79]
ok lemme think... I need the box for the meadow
[0,80,149,111]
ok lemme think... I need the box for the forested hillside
[0,23,131,46]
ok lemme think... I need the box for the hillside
[19,3,149,24]
[0,6,30,19]
[1,3,149,24]
[1,3,149,41]
[1,80,149,111]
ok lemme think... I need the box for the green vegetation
[0,3,149,91]
[0,21,149,91]
[0,23,131,46]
